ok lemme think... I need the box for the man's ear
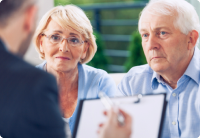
[23,5,38,33]
[188,30,199,50]
[81,42,89,59]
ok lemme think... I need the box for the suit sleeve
[12,73,66,138]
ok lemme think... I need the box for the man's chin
[150,64,167,73]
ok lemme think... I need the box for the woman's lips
[56,56,70,60]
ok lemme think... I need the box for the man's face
[18,30,35,57]
[17,5,38,58]
[139,12,190,74]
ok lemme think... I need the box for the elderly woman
[33,4,122,136]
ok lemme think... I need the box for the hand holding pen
[98,92,133,138]
[98,107,132,138]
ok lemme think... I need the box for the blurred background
[24,0,200,73]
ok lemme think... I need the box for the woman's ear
[40,39,44,53]
[81,42,89,59]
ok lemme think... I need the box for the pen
[98,92,125,126]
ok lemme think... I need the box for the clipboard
[73,93,167,138]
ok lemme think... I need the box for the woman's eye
[51,35,61,41]
[70,38,80,43]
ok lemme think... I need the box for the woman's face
[40,20,89,73]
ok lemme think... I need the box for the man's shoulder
[118,64,154,96]
[125,64,153,78]
[0,52,56,91]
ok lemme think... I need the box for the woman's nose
[59,40,69,52]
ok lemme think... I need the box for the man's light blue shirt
[118,47,200,138]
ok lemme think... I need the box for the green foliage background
[87,32,109,72]
[55,0,140,5]
[124,31,146,72]
[54,0,147,72]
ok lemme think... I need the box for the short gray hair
[139,0,200,45]
[0,0,36,27]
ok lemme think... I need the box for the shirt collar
[151,71,160,90]
[0,38,8,51]
[184,47,200,84]
[151,47,200,89]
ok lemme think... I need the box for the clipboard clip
[118,94,143,105]
[134,94,143,103]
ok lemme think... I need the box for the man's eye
[51,35,61,41]
[142,34,148,38]
[160,31,166,35]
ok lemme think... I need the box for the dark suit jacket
[0,39,66,138]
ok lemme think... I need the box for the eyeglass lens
[49,35,82,46]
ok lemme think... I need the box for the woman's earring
[79,58,83,63]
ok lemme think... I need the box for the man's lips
[150,57,163,61]
[56,56,70,60]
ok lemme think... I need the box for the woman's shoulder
[36,61,47,70]
[79,63,108,76]
[78,64,120,98]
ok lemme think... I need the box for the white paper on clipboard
[73,94,166,138]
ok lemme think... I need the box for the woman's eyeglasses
[42,34,86,47]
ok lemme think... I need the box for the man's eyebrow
[139,27,171,32]
[154,27,171,31]
[139,29,147,33]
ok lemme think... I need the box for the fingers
[97,123,104,134]
[119,109,132,123]
[119,109,132,136]
[104,108,132,129]
[119,108,129,117]
[107,108,118,121]
[98,108,133,138]
[99,123,104,127]
[103,110,107,116]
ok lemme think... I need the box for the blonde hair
[33,4,97,64]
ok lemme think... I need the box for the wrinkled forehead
[139,12,176,33]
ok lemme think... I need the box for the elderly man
[118,0,200,137]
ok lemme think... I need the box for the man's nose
[147,34,160,50]
[59,39,69,52]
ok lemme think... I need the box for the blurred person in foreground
[118,0,200,137]
[0,0,66,138]
[33,5,122,135]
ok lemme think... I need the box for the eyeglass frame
[41,33,87,47]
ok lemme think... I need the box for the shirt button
[172,93,176,97]
[172,121,176,125]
